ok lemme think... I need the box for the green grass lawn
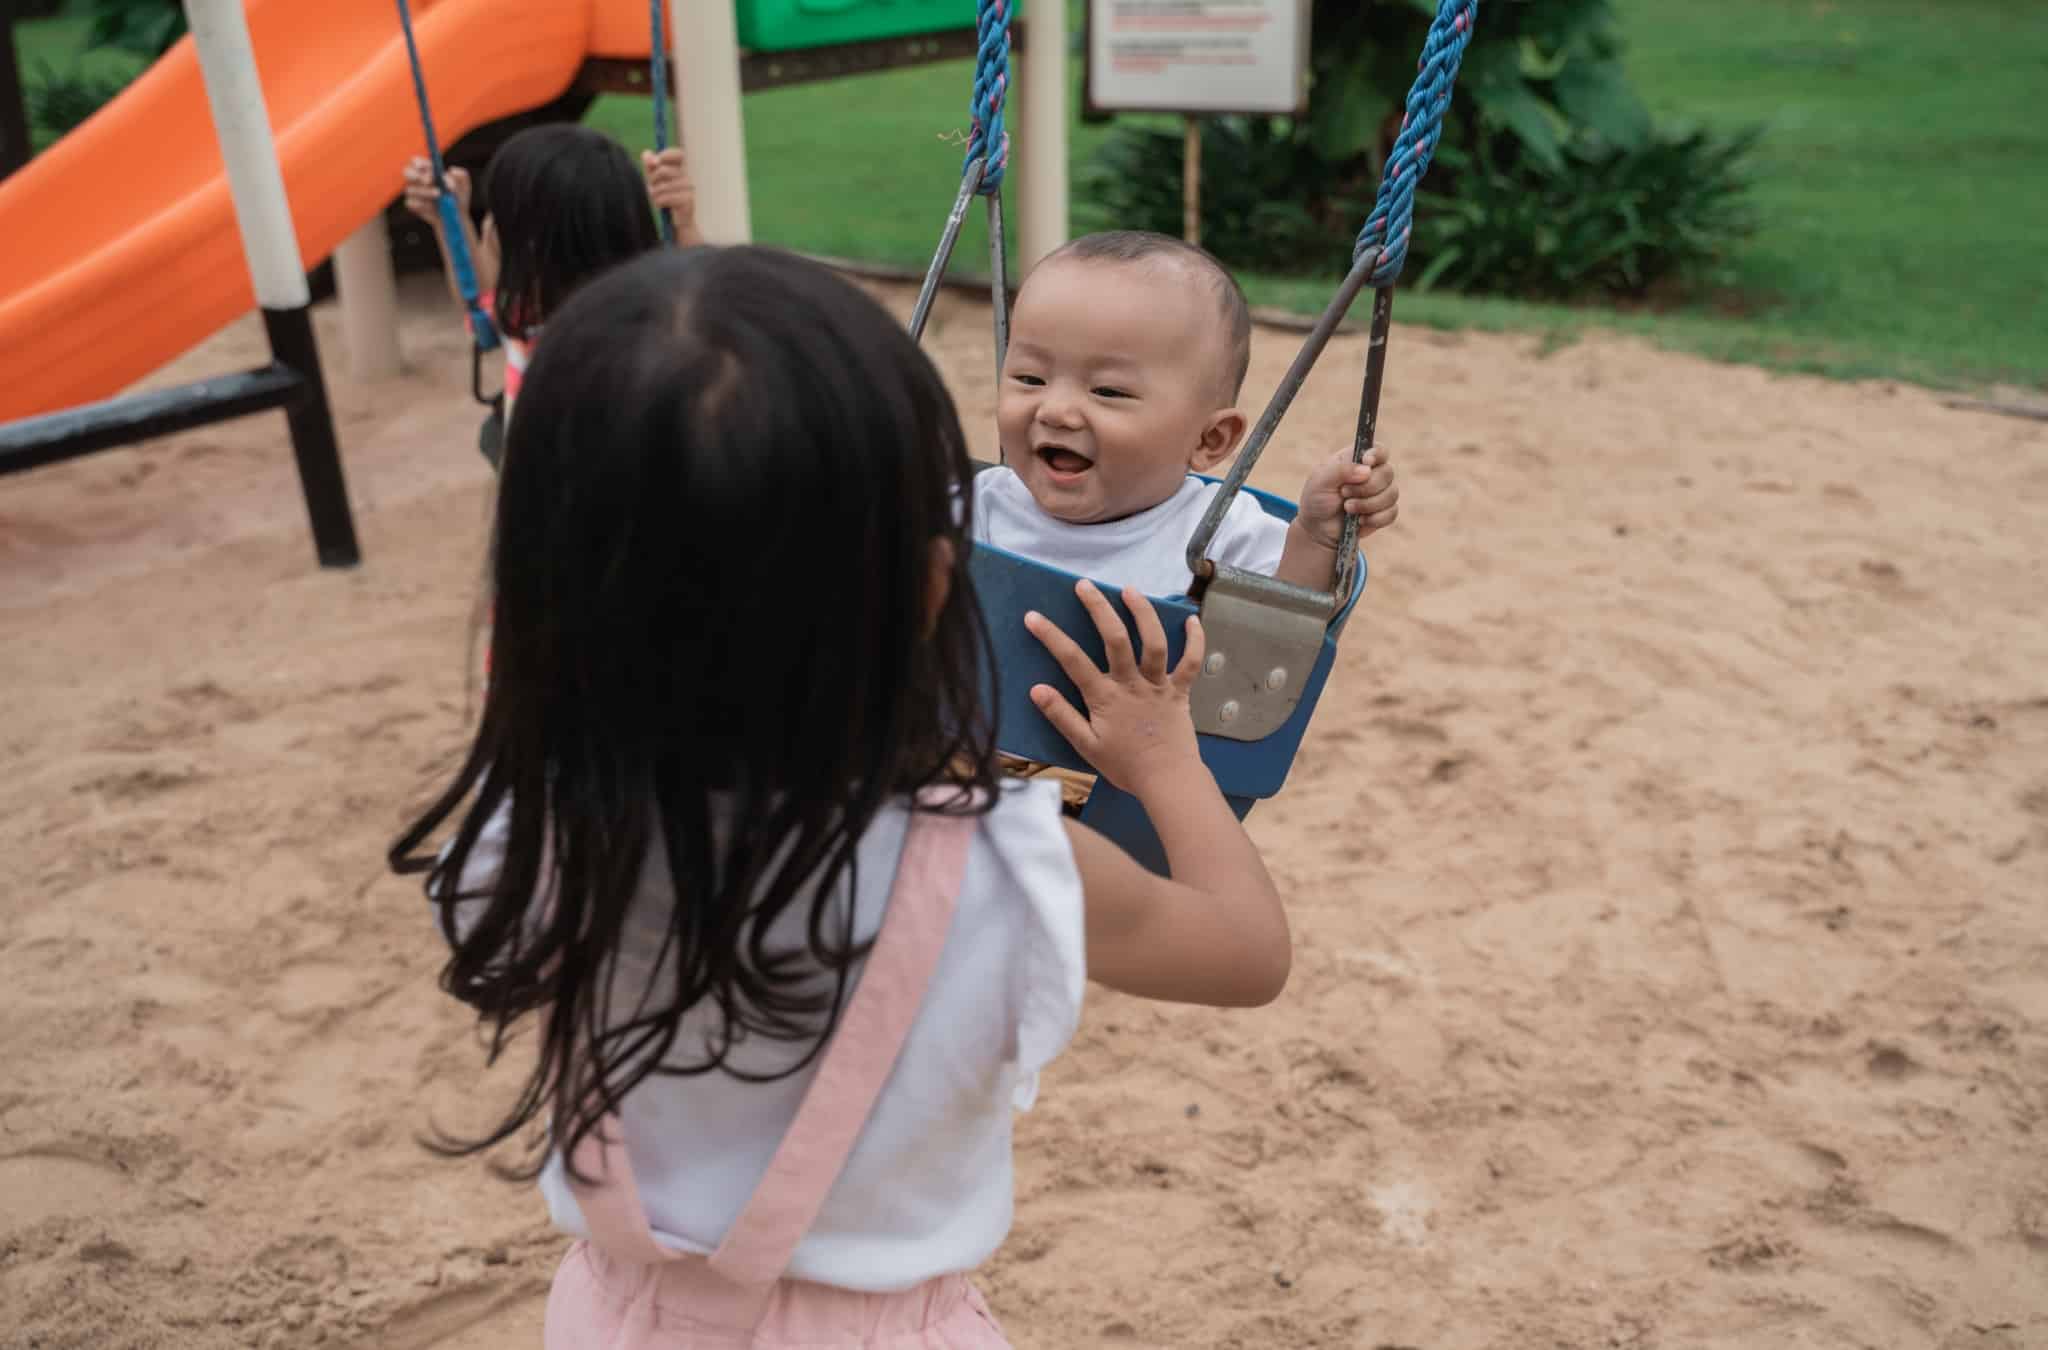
[15,0,2045,388]
[1611,0,2047,386]
[584,57,1129,285]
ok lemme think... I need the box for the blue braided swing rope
[961,0,1010,195]
[1184,0,1478,590]
[393,0,497,351]
[1354,0,1478,287]
[649,0,675,244]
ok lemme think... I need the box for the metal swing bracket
[1179,245,1387,744]
[1186,562,1333,741]
[471,341,501,410]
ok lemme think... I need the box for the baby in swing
[972,229,1401,599]
[974,231,1401,806]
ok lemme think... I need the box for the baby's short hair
[1041,230,1252,403]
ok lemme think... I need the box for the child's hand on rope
[401,157,471,228]
[1294,444,1400,551]
[642,148,700,242]
[1024,583,1205,796]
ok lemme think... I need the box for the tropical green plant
[1413,122,1762,297]
[1078,116,1358,271]
[84,0,186,60]
[25,58,132,147]
[1079,0,1758,302]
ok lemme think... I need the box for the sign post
[1087,0,1310,244]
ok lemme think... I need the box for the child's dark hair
[390,246,999,1177]
[1044,229,1253,400]
[482,123,662,341]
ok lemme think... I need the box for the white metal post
[673,0,752,244]
[1017,0,1069,273]
[181,0,357,565]
[182,0,310,309]
[334,213,403,381]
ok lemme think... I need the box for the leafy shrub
[1079,0,1764,303]
[25,59,133,147]
[85,0,187,60]
[1078,116,1360,274]
[1413,123,1763,299]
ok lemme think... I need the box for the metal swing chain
[649,0,676,245]
[1187,0,1478,613]
[393,0,497,358]
[909,0,1011,379]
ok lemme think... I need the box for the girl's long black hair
[482,123,663,340]
[391,246,999,1177]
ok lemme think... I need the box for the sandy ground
[3,272,2045,1350]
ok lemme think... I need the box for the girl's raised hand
[401,157,471,227]
[1023,582,1205,795]
[1039,584,1291,1008]
[641,148,700,242]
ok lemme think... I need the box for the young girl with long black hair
[401,122,696,453]
[393,246,1294,1348]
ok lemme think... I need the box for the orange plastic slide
[0,0,666,422]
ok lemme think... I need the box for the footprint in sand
[1865,1042,1920,1081]
[266,959,388,1021]
[1369,1178,1433,1247]
[0,1146,141,1229]
[378,1283,547,1350]
[73,763,205,805]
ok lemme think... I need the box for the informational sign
[1086,0,1311,117]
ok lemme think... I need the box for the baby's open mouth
[1036,445,1093,475]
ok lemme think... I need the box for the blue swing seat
[917,0,1480,877]
[971,478,1367,875]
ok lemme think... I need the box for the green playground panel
[734,0,1019,53]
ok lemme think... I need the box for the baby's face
[997,257,1234,524]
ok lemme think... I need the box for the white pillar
[1016,0,1069,273]
[334,214,403,381]
[673,0,751,244]
[181,0,309,310]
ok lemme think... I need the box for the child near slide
[392,245,1301,1348]
[400,123,698,460]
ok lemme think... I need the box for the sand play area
[2,274,2045,1349]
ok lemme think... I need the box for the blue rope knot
[1355,0,1477,287]
[963,0,1010,194]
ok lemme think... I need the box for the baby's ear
[1190,407,1248,472]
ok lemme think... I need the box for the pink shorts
[544,1241,1011,1348]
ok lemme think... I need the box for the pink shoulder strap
[567,804,975,1286]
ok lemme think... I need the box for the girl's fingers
[1169,616,1206,693]
[1029,685,1095,754]
[1122,587,1170,682]
[1074,581,1136,680]
[1024,610,1105,697]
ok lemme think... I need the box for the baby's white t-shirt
[972,466,1289,598]
[443,781,1086,1292]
